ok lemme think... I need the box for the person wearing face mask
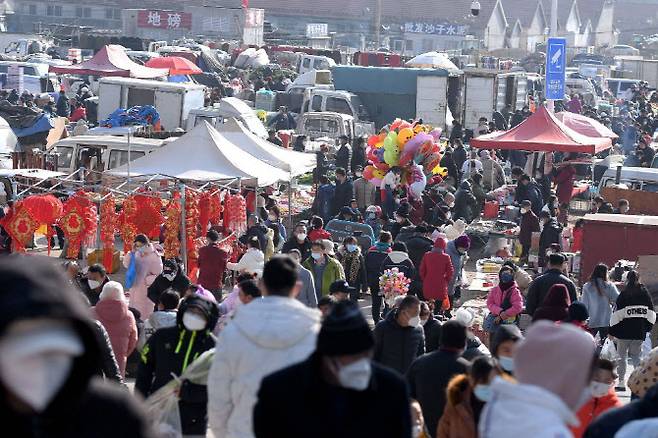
[147,258,190,307]
[526,253,578,317]
[445,235,470,311]
[437,356,500,438]
[136,294,219,436]
[518,199,540,262]
[123,234,163,320]
[264,205,286,243]
[364,205,384,237]
[353,165,377,212]
[407,320,470,438]
[366,231,394,323]
[81,263,110,305]
[302,240,345,300]
[286,249,318,308]
[0,256,153,437]
[374,295,425,375]
[570,359,622,438]
[390,202,414,240]
[485,266,523,333]
[91,282,138,378]
[282,222,312,261]
[337,236,368,301]
[420,301,442,353]
[489,324,523,376]
[254,300,412,438]
[479,321,597,438]
[538,210,563,267]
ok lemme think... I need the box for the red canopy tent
[470,105,612,154]
[49,45,168,79]
[554,111,618,139]
[145,56,202,76]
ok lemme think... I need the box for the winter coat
[609,285,655,340]
[0,256,154,438]
[423,317,442,353]
[302,255,345,298]
[241,223,270,250]
[539,218,563,258]
[519,211,540,247]
[555,165,576,206]
[406,235,433,272]
[136,296,218,435]
[147,271,190,305]
[197,243,229,291]
[391,218,413,240]
[352,145,367,174]
[142,310,177,346]
[82,276,110,306]
[374,309,425,375]
[407,349,470,438]
[463,333,490,361]
[515,181,544,215]
[480,377,578,438]
[282,237,312,261]
[470,181,486,213]
[93,320,123,383]
[365,245,392,286]
[308,227,331,243]
[335,144,352,172]
[628,347,658,397]
[296,264,319,307]
[446,241,465,296]
[254,353,412,438]
[123,244,163,320]
[92,299,138,376]
[315,183,335,220]
[453,146,467,171]
[354,177,377,210]
[581,280,620,328]
[481,157,505,190]
[437,374,480,438]
[227,248,265,277]
[454,181,478,223]
[571,390,622,438]
[526,269,578,316]
[56,93,70,117]
[337,246,368,293]
[208,296,321,438]
[333,179,354,215]
[486,283,524,321]
[380,250,416,283]
[532,285,571,322]
[420,249,454,301]
[584,383,658,438]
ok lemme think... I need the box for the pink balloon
[398,133,432,166]
[430,128,442,141]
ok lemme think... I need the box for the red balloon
[363,165,376,180]
[373,161,390,172]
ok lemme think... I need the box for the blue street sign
[545,37,566,100]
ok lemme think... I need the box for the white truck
[615,57,658,89]
[97,78,206,130]
[461,69,528,132]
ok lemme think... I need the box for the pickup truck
[295,112,374,150]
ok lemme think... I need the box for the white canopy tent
[220,118,315,177]
[0,116,18,153]
[106,121,289,186]
[405,51,460,71]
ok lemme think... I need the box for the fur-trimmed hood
[446,373,471,407]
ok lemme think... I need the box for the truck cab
[296,112,374,150]
[186,97,268,138]
[301,89,371,122]
[298,54,336,75]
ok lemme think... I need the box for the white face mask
[297,233,307,241]
[182,313,207,331]
[268,214,277,222]
[420,317,429,326]
[336,358,372,391]
[408,315,421,328]
[590,381,612,398]
[473,384,492,402]
[163,272,176,281]
[498,355,514,372]
[412,425,423,438]
[87,279,101,290]
[311,252,323,260]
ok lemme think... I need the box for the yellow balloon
[397,128,414,146]
[432,165,449,177]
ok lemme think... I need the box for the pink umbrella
[555,111,618,139]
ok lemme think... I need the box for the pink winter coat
[123,243,163,319]
[486,283,524,320]
[93,300,138,376]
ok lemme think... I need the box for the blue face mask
[498,356,514,372]
[500,272,514,283]
[346,244,358,253]
[311,252,322,260]
[473,384,492,402]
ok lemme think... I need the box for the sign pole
[545,37,566,113]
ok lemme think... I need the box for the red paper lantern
[22,194,64,225]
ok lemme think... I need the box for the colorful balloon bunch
[379,267,412,307]
[363,119,447,199]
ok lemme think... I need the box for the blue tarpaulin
[100,105,161,128]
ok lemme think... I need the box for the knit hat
[490,324,523,358]
[455,307,475,327]
[329,280,356,295]
[317,301,374,356]
[434,237,447,249]
[515,321,596,410]
[567,302,589,322]
[455,234,471,250]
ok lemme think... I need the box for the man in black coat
[282,222,313,261]
[335,135,352,172]
[81,263,111,305]
[420,302,442,352]
[584,383,658,438]
[136,295,218,436]
[0,256,153,438]
[526,253,578,316]
[147,258,191,306]
[240,214,269,250]
[406,320,470,438]
[453,180,478,223]
[254,301,411,438]
[404,225,434,298]
[365,231,394,323]
[515,174,544,215]
[538,211,563,266]
[332,167,354,216]
[373,295,425,375]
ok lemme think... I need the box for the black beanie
[317,301,374,356]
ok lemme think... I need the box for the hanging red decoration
[185,188,199,276]
[223,193,247,234]
[210,190,223,226]
[58,191,98,259]
[0,202,39,252]
[117,197,138,254]
[163,192,182,259]
[198,192,212,234]
[100,194,118,271]
[22,194,64,225]
[132,191,164,240]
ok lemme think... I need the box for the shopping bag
[483,313,498,332]
[641,333,652,360]
[600,338,620,361]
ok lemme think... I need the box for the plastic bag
[641,333,652,360]
[144,349,216,437]
[601,338,620,361]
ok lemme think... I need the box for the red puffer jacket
[93,299,138,377]
[419,239,454,301]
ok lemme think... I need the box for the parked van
[598,166,658,192]
[301,89,371,122]
[0,61,58,94]
[296,112,374,151]
[49,135,174,175]
[605,78,641,99]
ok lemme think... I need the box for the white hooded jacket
[479,377,578,438]
[208,295,321,438]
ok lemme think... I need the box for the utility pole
[374,0,382,48]
[550,0,558,36]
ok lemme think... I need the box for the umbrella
[554,111,618,139]
[405,51,459,71]
[145,56,202,76]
